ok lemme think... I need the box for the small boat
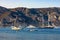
[26,25,36,31]
[26,25,36,28]
[11,26,20,31]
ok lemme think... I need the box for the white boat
[26,25,36,31]
[11,26,20,31]
[26,25,36,28]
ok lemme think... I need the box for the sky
[0,0,60,8]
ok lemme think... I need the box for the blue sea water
[0,27,60,40]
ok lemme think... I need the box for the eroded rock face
[0,6,60,27]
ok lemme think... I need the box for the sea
[0,27,60,40]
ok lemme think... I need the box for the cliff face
[0,6,60,27]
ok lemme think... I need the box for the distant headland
[0,6,60,28]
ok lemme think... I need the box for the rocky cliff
[0,6,60,27]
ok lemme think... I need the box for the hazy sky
[0,0,60,8]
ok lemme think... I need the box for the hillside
[0,6,60,27]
